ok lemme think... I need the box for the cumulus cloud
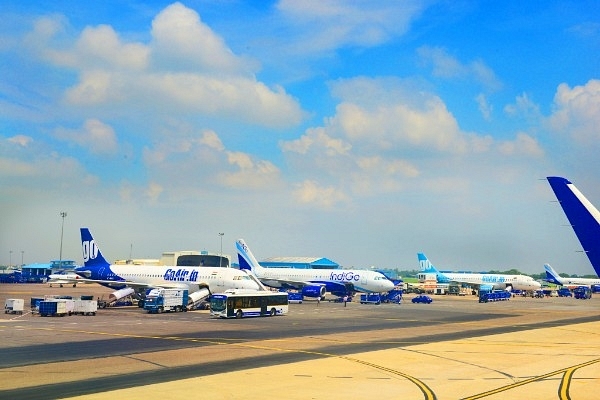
[33,2,302,129]
[504,92,541,121]
[8,135,33,147]
[548,79,600,143]
[293,180,349,208]
[54,118,118,154]
[417,46,502,91]
[498,132,544,157]
[277,0,426,53]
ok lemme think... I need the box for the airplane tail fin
[418,253,438,273]
[79,228,110,268]
[544,264,563,285]
[547,177,600,276]
[236,239,264,272]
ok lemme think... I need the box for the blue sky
[1,1,599,275]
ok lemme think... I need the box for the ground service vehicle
[479,290,511,303]
[557,288,572,297]
[360,293,382,304]
[144,288,189,313]
[412,295,433,304]
[573,286,592,299]
[4,298,24,314]
[210,290,288,318]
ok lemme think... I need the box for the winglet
[547,177,600,276]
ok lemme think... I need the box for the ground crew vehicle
[143,288,189,313]
[573,286,592,299]
[4,298,24,314]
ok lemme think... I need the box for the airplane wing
[258,277,314,290]
[68,277,189,291]
[257,277,353,294]
[445,279,493,292]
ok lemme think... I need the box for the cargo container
[4,298,24,314]
[39,299,74,317]
[73,299,98,316]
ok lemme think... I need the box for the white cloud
[33,3,302,129]
[476,93,492,120]
[417,46,502,91]
[221,152,282,190]
[504,92,541,121]
[8,135,33,147]
[498,132,544,157]
[277,0,426,53]
[293,180,349,208]
[548,79,600,143]
[54,118,118,154]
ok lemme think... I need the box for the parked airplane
[547,176,600,277]
[543,264,600,287]
[418,253,541,291]
[47,271,81,287]
[236,238,395,298]
[74,228,262,306]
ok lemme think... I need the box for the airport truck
[144,288,189,313]
[573,286,592,299]
[4,298,24,314]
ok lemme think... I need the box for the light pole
[59,211,67,269]
[9,250,12,267]
[218,233,224,268]
[21,251,24,266]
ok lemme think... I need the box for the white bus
[210,290,288,318]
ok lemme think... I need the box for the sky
[1,1,599,275]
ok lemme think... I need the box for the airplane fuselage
[75,264,261,293]
[257,268,394,293]
[440,272,540,291]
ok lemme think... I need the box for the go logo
[82,240,99,262]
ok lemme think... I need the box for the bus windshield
[209,296,226,312]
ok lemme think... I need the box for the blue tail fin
[418,253,438,273]
[80,228,110,268]
[236,239,263,272]
[544,264,563,285]
[547,177,600,276]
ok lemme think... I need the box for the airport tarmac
[0,283,599,400]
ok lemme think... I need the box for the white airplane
[73,228,262,306]
[236,238,395,298]
[418,253,541,292]
[47,271,81,287]
[544,264,600,287]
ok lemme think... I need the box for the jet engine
[301,285,326,298]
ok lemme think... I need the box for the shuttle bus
[210,290,289,318]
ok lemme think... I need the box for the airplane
[418,253,541,292]
[47,271,81,287]
[73,228,263,307]
[236,238,395,298]
[546,176,600,277]
[543,263,600,287]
